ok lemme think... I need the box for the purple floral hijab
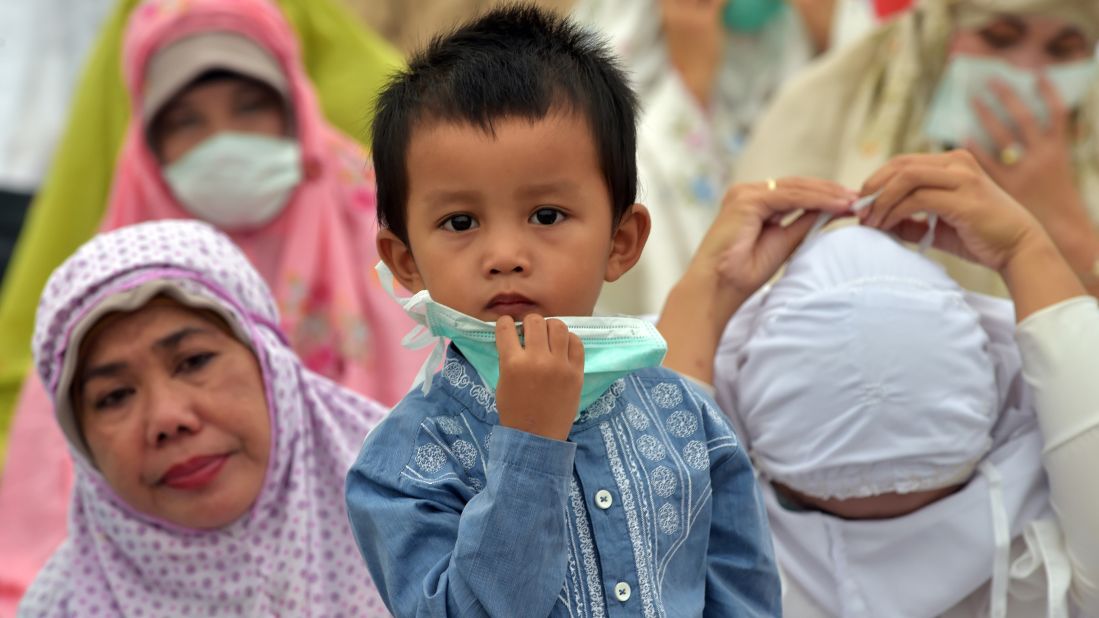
[19,220,389,616]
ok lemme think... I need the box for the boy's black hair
[371,3,639,245]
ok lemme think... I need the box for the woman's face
[950,14,1094,69]
[74,299,271,529]
[151,75,287,165]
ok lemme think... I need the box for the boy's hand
[494,314,584,442]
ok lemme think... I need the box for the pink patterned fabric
[108,0,420,402]
[18,220,390,616]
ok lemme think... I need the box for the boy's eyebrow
[515,181,579,200]
[423,189,483,210]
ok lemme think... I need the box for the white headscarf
[715,227,1054,617]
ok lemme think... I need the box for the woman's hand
[966,75,1099,293]
[704,178,856,300]
[968,75,1092,237]
[859,150,1041,270]
[859,150,1086,319]
[658,177,855,383]
[660,0,725,104]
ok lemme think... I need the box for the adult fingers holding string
[858,150,1085,318]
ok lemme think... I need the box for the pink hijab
[107,0,420,399]
[18,220,390,616]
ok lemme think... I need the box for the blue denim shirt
[346,347,780,617]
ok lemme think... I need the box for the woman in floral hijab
[19,220,390,616]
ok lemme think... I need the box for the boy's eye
[176,352,216,376]
[529,207,566,226]
[93,387,134,411]
[440,214,478,232]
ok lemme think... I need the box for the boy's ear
[377,229,425,293]
[604,204,651,283]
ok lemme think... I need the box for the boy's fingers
[495,315,522,358]
[546,318,570,356]
[523,313,548,352]
[567,332,585,369]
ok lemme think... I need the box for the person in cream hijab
[735,0,1099,298]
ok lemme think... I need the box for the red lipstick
[160,454,229,491]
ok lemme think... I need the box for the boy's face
[379,112,649,321]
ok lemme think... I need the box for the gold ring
[766,178,778,191]
[999,143,1024,166]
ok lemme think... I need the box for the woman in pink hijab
[0,0,420,609]
[106,0,418,394]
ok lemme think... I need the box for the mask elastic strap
[803,190,937,253]
[980,460,1010,618]
[797,191,881,257]
[375,261,446,395]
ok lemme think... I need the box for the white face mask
[923,55,1098,148]
[164,132,302,231]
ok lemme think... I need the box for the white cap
[143,32,288,121]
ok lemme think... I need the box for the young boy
[345,5,780,616]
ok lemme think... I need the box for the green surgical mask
[377,262,667,417]
[722,0,785,33]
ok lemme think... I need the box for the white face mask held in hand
[715,227,1057,617]
[923,55,1098,148]
[375,262,667,418]
[164,132,302,230]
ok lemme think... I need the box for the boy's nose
[483,232,530,276]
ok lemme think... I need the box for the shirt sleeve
[1015,296,1099,614]
[346,424,577,618]
[698,398,782,617]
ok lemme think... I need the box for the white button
[614,581,631,602]
[595,489,614,510]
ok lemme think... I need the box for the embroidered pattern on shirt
[442,358,498,416]
[601,421,661,618]
[565,478,606,618]
[578,379,627,423]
